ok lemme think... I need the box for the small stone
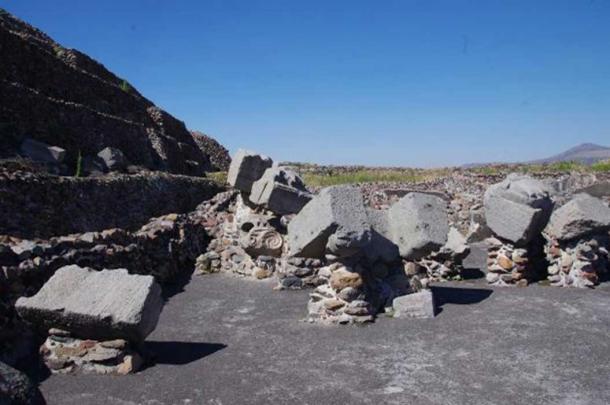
[100,339,128,350]
[323,299,345,311]
[330,268,363,290]
[49,328,71,337]
[486,272,499,283]
[497,255,514,270]
[253,267,273,279]
[117,353,143,375]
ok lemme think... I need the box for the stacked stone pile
[16,266,163,374]
[481,174,554,286]
[543,194,610,287]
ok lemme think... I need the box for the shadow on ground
[431,285,493,315]
[143,341,226,367]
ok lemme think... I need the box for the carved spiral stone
[242,227,284,257]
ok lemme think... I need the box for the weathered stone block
[97,147,128,171]
[249,167,312,215]
[16,265,163,342]
[392,290,436,319]
[484,174,553,245]
[387,192,449,260]
[545,194,610,242]
[227,149,273,193]
[287,186,371,258]
[20,137,66,163]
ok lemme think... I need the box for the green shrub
[590,160,610,172]
[75,151,83,177]
[119,80,131,93]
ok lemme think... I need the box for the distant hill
[527,143,610,165]
[463,143,610,168]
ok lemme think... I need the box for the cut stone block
[387,192,449,260]
[20,138,66,163]
[227,149,273,193]
[287,186,372,258]
[484,174,553,245]
[97,147,128,171]
[545,194,610,242]
[392,290,436,319]
[364,208,400,263]
[249,166,312,215]
[15,265,163,342]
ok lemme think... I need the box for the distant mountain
[528,143,610,165]
[462,143,610,168]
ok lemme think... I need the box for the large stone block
[227,149,273,193]
[484,174,553,245]
[97,147,128,172]
[287,186,372,258]
[387,192,449,260]
[249,166,312,215]
[364,208,400,263]
[16,265,163,342]
[545,194,610,241]
[20,137,66,164]
[392,290,436,319]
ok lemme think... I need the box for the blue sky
[3,0,610,166]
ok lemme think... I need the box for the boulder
[387,192,449,260]
[227,149,273,193]
[544,194,610,241]
[97,147,128,171]
[16,266,163,342]
[484,174,553,245]
[392,290,436,319]
[249,167,313,215]
[19,137,66,164]
[0,361,43,405]
[364,208,400,263]
[287,186,372,258]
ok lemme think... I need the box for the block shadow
[431,285,493,316]
[142,341,226,368]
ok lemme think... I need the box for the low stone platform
[40,274,610,405]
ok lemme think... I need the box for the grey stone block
[287,186,372,258]
[16,265,163,342]
[249,166,312,215]
[484,174,553,245]
[20,137,66,164]
[462,241,490,273]
[97,147,128,171]
[227,149,273,193]
[545,194,610,241]
[364,208,400,263]
[392,290,436,319]
[387,192,449,260]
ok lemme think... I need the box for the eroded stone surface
[227,149,273,193]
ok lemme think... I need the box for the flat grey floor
[40,274,610,405]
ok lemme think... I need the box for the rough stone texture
[227,149,273,193]
[287,186,372,258]
[96,147,127,172]
[0,11,213,175]
[40,332,143,375]
[19,137,66,164]
[544,194,610,242]
[190,131,231,172]
[16,266,163,342]
[484,174,554,245]
[0,169,221,238]
[249,166,312,215]
[0,361,43,404]
[364,208,400,263]
[387,192,449,260]
[392,290,436,319]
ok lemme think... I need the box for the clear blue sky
[4,0,610,167]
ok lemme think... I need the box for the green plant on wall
[75,150,83,177]
[119,80,131,93]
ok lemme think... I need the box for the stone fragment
[544,194,610,242]
[387,192,449,260]
[20,137,66,163]
[227,149,273,193]
[97,147,128,171]
[16,265,163,342]
[392,290,436,319]
[330,268,364,290]
[484,174,553,245]
[287,186,372,258]
[249,166,313,215]
[0,361,43,404]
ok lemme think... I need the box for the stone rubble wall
[0,169,221,239]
